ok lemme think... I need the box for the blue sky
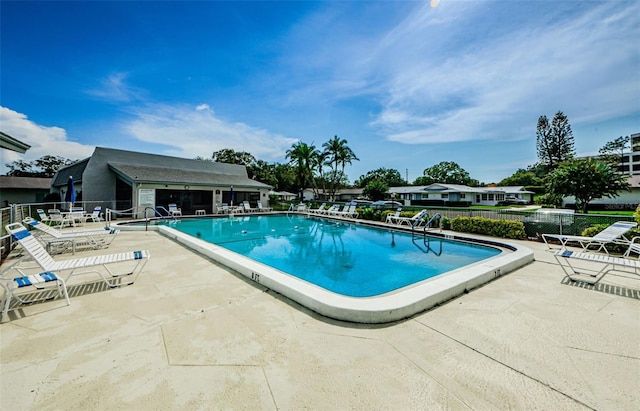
[1,0,638,184]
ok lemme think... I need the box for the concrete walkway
[1,227,638,410]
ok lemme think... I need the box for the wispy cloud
[122,103,298,161]
[367,1,639,144]
[86,72,145,102]
[0,107,94,173]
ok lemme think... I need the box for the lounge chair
[36,209,53,225]
[553,248,639,285]
[322,205,339,215]
[84,206,103,222]
[5,223,150,288]
[242,201,258,213]
[385,208,402,224]
[542,221,638,254]
[390,209,428,226]
[48,209,74,228]
[1,270,70,323]
[217,203,230,214]
[168,204,182,216]
[24,217,118,254]
[307,203,327,215]
[257,201,272,212]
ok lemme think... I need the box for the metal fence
[419,206,636,239]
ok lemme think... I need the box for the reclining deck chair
[36,209,53,225]
[307,203,326,215]
[256,201,272,212]
[389,209,429,226]
[6,223,149,288]
[542,221,637,254]
[554,247,640,285]
[1,269,70,323]
[385,208,402,224]
[24,218,118,254]
[84,206,103,222]
[242,201,258,213]
[168,204,182,216]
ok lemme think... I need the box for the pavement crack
[423,324,597,411]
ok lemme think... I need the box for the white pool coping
[118,219,534,323]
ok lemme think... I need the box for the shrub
[451,216,526,239]
[441,216,451,230]
[635,204,640,225]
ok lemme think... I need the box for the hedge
[451,216,526,239]
[581,225,640,255]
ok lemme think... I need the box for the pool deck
[1,222,639,410]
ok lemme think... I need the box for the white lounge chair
[84,206,103,222]
[48,209,74,228]
[257,201,272,212]
[390,209,428,226]
[243,201,258,213]
[168,204,182,216]
[1,270,70,323]
[24,218,118,254]
[36,209,53,225]
[554,248,639,285]
[307,203,326,215]
[385,208,402,224]
[542,221,638,254]
[6,223,149,288]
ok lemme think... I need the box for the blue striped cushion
[11,230,30,240]
[14,272,58,287]
[134,251,143,260]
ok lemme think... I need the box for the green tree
[322,135,359,200]
[498,169,544,186]
[598,135,630,169]
[354,167,405,188]
[546,158,630,213]
[362,180,389,201]
[412,175,434,186]
[285,142,319,192]
[5,155,73,177]
[212,149,257,169]
[536,111,575,171]
[422,161,475,185]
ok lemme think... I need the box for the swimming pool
[161,215,501,297]
[121,214,534,323]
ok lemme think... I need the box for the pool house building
[389,184,534,207]
[51,147,272,216]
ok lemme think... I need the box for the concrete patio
[1,225,638,410]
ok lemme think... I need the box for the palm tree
[322,136,359,201]
[285,142,319,197]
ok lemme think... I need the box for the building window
[460,193,466,199]
[482,194,488,201]
[496,194,505,201]
[488,194,494,201]
[441,193,448,199]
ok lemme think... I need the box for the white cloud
[86,72,144,102]
[367,1,639,144]
[0,107,95,174]
[123,103,298,161]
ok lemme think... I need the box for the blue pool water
[158,215,501,297]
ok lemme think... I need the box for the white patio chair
[1,270,70,323]
[24,217,118,254]
[6,223,150,288]
[542,221,638,254]
[168,204,182,216]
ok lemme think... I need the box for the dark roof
[108,163,270,188]
[0,176,51,189]
[52,147,272,189]
[51,158,90,186]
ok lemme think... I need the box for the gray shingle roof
[108,163,270,188]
